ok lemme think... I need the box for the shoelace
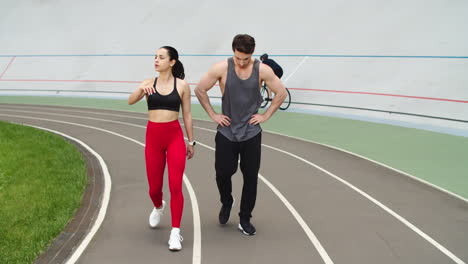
[170,234,183,242]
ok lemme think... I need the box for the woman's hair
[160,46,185,79]
[232,34,255,54]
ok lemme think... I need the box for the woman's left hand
[187,145,195,159]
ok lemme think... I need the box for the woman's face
[154,48,174,72]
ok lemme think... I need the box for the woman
[128,46,195,251]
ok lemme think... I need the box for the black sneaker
[218,199,235,225]
[238,219,256,236]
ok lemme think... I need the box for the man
[195,34,286,236]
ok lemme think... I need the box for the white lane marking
[5,105,149,120]
[259,173,333,263]
[4,107,467,263]
[283,56,308,84]
[194,125,467,264]
[0,108,145,128]
[186,141,334,264]
[21,125,112,264]
[0,109,333,264]
[181,124,467,264]
[263,144,466,264]
[185,174,201,263]
[9,105,467,207]
[264,130,468,204]
[0,114,201,264]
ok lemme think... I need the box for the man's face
[233,50,252,69]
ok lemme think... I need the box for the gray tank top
[218,58,263,142]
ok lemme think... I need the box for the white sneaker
[168,228,183,251]
[149,200,166,228]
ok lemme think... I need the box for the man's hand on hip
[212,113,231,127]
[249,114,267,125]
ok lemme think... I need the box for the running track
[1,104,467,264]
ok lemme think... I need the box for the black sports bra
[147,77,181,112]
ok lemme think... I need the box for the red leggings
[145,120,186,228]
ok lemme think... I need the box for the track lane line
[24,125,112,264]
[0,108,334,264]
[3,105,467,205]
[194,125,467,264]
[20,104,462,204]
[4,106,467,263]
[0,113,201,264]
[3,106,466,263]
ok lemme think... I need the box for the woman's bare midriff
[148,109,179,123]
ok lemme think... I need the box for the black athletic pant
[215,131,261,221]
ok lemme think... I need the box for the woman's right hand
[138,79,156,95]
[129,79,154,105]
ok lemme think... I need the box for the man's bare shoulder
[210,59,228,75]
[259,63,275,78]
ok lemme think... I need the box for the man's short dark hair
[232,34,255,54]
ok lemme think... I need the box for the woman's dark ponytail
[172,60,185,80]
[161,46,185,80]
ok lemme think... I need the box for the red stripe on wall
[1,78,466,104]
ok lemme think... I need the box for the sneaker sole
[219,198,235,225]
[168,241,182,251]
[148,217,160,229]
[238,223,256,236]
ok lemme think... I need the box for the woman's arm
[128,78,154,105]
[181,80,195,159]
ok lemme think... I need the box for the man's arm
[194,61,231,127]
[249,64,287,125]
